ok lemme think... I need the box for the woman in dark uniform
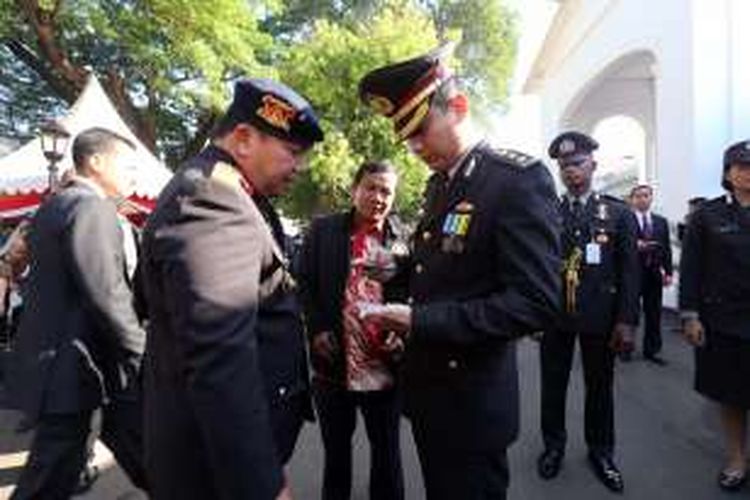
[679,139,750,491]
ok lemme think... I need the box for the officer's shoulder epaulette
[492,147,539,169]
[209,161,243,190]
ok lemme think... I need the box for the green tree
[275,0,518,219]
[1,0,277,160]
[1,0,518,221]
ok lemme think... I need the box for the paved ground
[0,314,744,499]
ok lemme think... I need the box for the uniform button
[448,359,458,369]
[415,264,424,274]
[574,229,581,237]
[422,231,431,241]
[278,386,287,397]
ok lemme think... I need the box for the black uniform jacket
[406,142,562,451]
[11,181,145,420]
[140,146,309,500]
[298,210,409,384]
[558,193,640,335]
[679,194,750,339]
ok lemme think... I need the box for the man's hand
[367,304,412,334]
[609,322,635,354]
[682,318,705,347]
[382,331,405,355]
[662,273,673,287]
[311,331,338,362]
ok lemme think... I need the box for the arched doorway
[592,115,647,198]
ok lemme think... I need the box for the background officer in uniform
[11,128,147,499]
[140,79,323,500]
[680,140,750,491]
[537,131,639,493]
[629,184,672,364]
[358,44,561,500]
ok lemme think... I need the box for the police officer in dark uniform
[680,140,750,491]
[358,44,561,500]
[537,131,639,493]
[140,79,323,500]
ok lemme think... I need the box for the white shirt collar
[565,190,593,206]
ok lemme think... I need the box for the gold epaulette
[495,148,538,168]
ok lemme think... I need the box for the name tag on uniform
[585,242,601,265]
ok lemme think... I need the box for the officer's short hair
[352,161,398,187]
[72,127,135,172]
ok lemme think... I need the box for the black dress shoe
[537,449,564,479]
[588,452,624,493]
[718,469,746,491]
[644,354,668,366]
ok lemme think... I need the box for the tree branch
[4,38,78,103]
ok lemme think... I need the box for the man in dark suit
[140,79,323,500]
[629,184,673,364]
[358,44,562,500]
[299,161,408,500]
[10,127,148,499]
[537,131,639,493]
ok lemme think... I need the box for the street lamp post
[39,120,71,193]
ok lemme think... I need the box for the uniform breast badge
[440,201,474,253]
[563,247,583,313]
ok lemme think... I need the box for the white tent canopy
[0,75,172,198]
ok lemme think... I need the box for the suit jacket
[298,210,409,385]
[558,193,640,334]
[141,145,309,500]
[679,194,750,339]
[406,142,562,451]
[11,181,145,420]
[635,212,673,277]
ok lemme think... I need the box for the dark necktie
[571,199,583,221]
[643,215,653,238]
[429,172,450,215]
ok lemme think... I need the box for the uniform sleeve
[65,198,145,365]
[615,209,640,326]
[156,187,283,500]
[412,162,562,342]
[678,209,705,313]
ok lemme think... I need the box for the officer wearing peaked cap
[538,131,639,493]
[140,78,323,500]
[359,44,562,500]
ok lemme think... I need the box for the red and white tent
[0,75,172,222]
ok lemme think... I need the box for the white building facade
[525,0,750,221]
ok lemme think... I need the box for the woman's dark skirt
[695,332,750,409]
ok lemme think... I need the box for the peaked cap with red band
[358,42,456,140]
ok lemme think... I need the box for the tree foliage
[0,0,518,221]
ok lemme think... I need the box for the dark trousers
[411,419,509,500]
[639,268,663,356]
[313,382,404,500]
[11,397,147,499]
[540,330,615,457]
